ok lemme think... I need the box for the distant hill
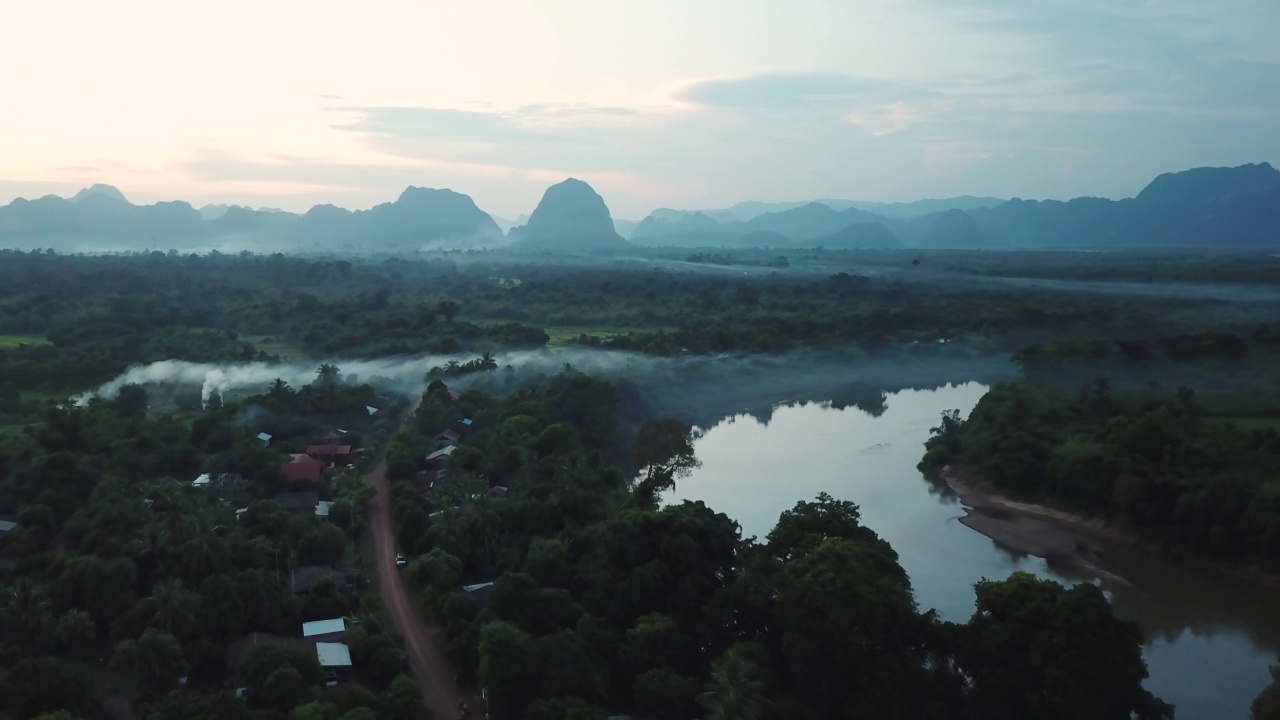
[2,163,1276,252]
[508,178,629,250]
[0,184,504,252]
[633,202,904,248]
[967,163,1280,248]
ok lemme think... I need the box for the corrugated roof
[426,445,457,461]
[257,432,273,443]
[0,520,18,533]
[315,501,333,518]
[192,473,211,487]
[302,618,346,637]
[315,642,352,667]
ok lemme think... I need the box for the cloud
[674,73,919,110]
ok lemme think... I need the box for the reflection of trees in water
[1097,550,1280,651]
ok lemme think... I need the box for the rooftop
[274,491,320,510]
[426,445,458,461]
[306,444,353,457]
[282,456,324,482]
[0,519,18,533]
[315,501,333,519]
[315,642,353,667]
[302,617,346,637]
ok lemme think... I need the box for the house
[302,617,346,642]
[463,582,495,611]
[460,418,473,427]
[365,406,379,416]
[282,454,324,482]
[274,491,320,513]
[288,565,347,594]
[490,485,510,498]
[426,445,457,468]
[434,429,461,445]
[306,444,354,466]
[415,469,447,493]
[257,432,273,445]
[315,501,333,519]
[314,642,353,669]
[194,472,247,491]
[0,518,18,545]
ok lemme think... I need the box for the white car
[395,553,407,568]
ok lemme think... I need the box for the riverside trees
[383,372,1172,719]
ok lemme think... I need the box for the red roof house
[306,444,354,465]
[282,454,324,482]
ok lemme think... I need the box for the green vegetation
[3,247,1280,716]
[368,372,1173,719]
[923,380,1280,566]
[0,334,49,349]
[0,370,421,719]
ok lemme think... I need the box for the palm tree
[180,512,225,581]
[315,363,341,385]
[146,578,194,637]
[698,647,769,720]
[480,351,498,372]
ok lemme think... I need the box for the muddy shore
[939,466,1133,585]
[939,465,1280,591]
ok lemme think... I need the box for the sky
[1,0,1277,220]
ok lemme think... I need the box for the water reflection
[669,383,1279,720]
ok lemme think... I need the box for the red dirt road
[364,423,481,718]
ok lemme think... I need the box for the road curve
[363,405,481,719]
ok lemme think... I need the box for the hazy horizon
[2,1,1277,219]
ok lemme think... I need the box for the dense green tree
[961,572,1173,720]
[109,629,189,699]
[1252,660,1280,720]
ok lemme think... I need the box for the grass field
[0,334,50,349]
[545,326,670,347]
[248,335,300,359]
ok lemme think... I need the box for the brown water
[669,382,1279,720]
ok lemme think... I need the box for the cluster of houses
[226,616,354,691]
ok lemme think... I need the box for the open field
[0,334,49,349]
[544,326,675,347]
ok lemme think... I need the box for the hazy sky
[1,0,1277,219]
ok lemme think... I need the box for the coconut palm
[145,578,194,637]
[697,647,769,720]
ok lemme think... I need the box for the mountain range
[0,163,1276,253]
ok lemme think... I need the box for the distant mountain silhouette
[633,202,902,248]
[2,163,1276,252]
[0,184,503,251]
[509,178,629,249]
[71,183,130,204]
[967,163,1280,248]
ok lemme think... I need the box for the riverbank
[939,465,1134,585]
[939,465,1280,592]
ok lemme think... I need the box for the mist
[77,347,1016,428]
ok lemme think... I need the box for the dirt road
[364,412,481,718]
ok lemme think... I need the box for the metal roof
[315,642,352,667]
[426,445,458,461]
[0,520,17,533]
[302,617,346,637]
[315,501,333,518]
[257,432,273,443]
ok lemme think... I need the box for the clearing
[0,334,50,349]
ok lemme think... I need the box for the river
[667,382,1280,720]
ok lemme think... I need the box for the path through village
[363,400,482,719]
